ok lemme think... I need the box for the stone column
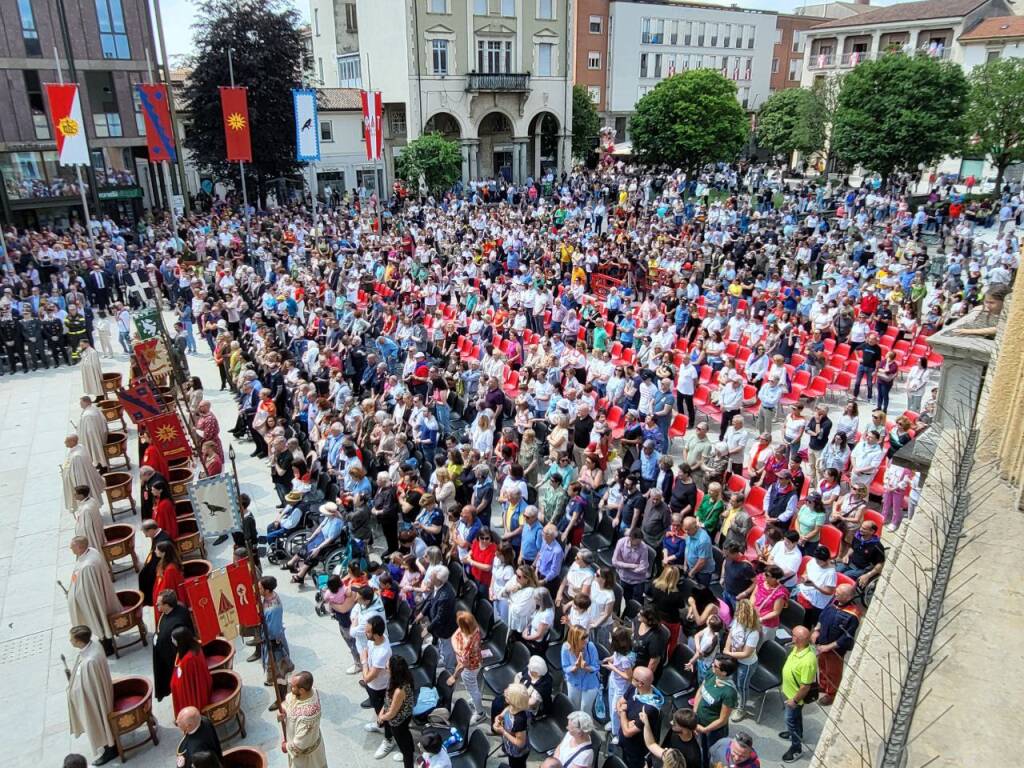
[460,141,471,184]
[513,137,529,184]
[468,140,480,182]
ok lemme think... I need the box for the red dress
[154,498,179,540]
[153,563,187,624]
[170,649,213,716]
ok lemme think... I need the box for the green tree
[182,0,305,203]
[756,87,826,158]
[831,54,968,182]
[629,70,748,173]
[964,58,1024,193]
[572,84,600,159]
[395,133,462,195]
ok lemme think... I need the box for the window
[24,71,49,139]
[587,51,600,69]
[130,81,145,135]
[92,112,122,137]
[95,0,131,59]
[589,15,602,33]
[739,87,749,108]
[428,0,447,11]
[987,49,1001,62]
[640,53,648,78]
[641,18,651,44]
[17,0,41,57]
[669,20,678,45]
[710,23,718,47]
[587,85,600,103]
[684,22,692,46]
[389,108,406,136]
[537,43,553,75]
[651,19,664,44]
[318,57,324,83]
[338,53,361,87]
[788,58,801,81]
[320,120,333,141]
[85,71,122,137]
[653,53,662,78]
[747,26,755,48]
[501,0,514,16]
[792,32,802,53]
[313,8,319,35]
[344,3,357,31]
[477,39,512,73]
[723,26,731,49]
[696,22,705,46]
[774,27,782,44]
[432,39,450,74]
[474,0,486,14]
[537,0,554,20]
[771,57,779,73]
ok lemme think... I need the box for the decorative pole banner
[136,84,177,162]
[186,473,242,539]
[133,338,172,379]
[293,88,320,162]
[132,307,161,340]
[117,381,162,424]
[225,560,261,627]
[361,90,383,161]
[140,412,192,460]
[184,568,239,642]
[220,86,253,162]
[44,83,90,166]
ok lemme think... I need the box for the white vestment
[78,405,109,468]
[68,640,115,753]
[68,547,120,640]
[63,444,105,512]
[75,496,106,553]
[81,347,105,397]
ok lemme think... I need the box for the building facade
[573,0,608,112]
[356,0,575,186]
[308,0,361,87]
[959,16,1024,69]
[604,0,777,139]
[770,14,820,94]
[0,0,166,227]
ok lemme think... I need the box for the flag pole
[54,46,98,259]
[145,47,179,243]
[227,48,251,260]
[228,444,287,735]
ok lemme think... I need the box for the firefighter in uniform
[0,309,28,374]
[43,308,70,367]
[21,311,48,370]
[65,304,88,362]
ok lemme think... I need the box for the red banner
[136,84,177,163]
[141,412,192,461]
[226,560,261,627]
[184,576,221,644]
[220,86,253,162]
[117,380,162,424]
[361,90,382,161]
[133,338,172,378]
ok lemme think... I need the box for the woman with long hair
[170,626,212,716]
[632,607,666,676]
[737,564,788,644]
[152,482,178,540]
[377,656,416,768]
[152,541,186,622]
[560,625,600,715]
[448,611,486,722]
[649,565,687,657]
[723,599,762,720]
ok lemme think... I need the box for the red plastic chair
[743,486,766,518]
[863,508,885,533]
[745,525,764,561]
[726,474,748,495]
[828,372,853,400]
[803,376,829,401]
[668,413,689,444]
[819,524,843,559]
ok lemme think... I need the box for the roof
[319,88,362,111]
[810,0,989,29]
[960,15,1024,40]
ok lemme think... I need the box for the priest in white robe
[67,625,118,765]
[63,435,105,513]
[72,485,106,553]
[80,341,105,397]
[67,537,120,653]
[78,396,109,469]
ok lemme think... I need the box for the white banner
[293,88,320,162]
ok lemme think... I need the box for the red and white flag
[361,90,383,161]
[44,84,90,166]
[185,568,240,642]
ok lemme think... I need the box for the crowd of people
[21,159,1018,768]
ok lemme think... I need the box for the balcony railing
[808,46,951,70]
[466,72,530,92]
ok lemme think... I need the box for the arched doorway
[424,112,461,140]
[477,111,514,182]
[528,112,560,181]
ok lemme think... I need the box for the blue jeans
[118,331,132,354]
[876,379,893,413]
[434,403,452,435]
[784,702,804,752]
[735,662,754,709]
[853,364,875,399]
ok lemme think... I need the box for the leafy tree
[831,54,967,183]
[395,133,462,195]
[756,87,826,158]
[964,58,1024,193]
[629,69,748,173]
[571,85,600,159]
[182,0,305,203]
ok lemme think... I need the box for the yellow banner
[207,567,239,641]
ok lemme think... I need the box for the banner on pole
[140,412,192,460]
[132,307,160,340]
[136,84,177,162]
[226,560,261,627]
[293,88,320,162]
[133,337,172,379]
[187,473,242,539]
[117,381,162,424]
[184,568,239,642]
[44,84,90,166]
[220,86,253,162]
[361,90,383,161]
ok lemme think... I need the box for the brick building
[771,13,821,94]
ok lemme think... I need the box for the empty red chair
[834,343,851,360]
[843,358,860,376]
[828,371,853,399]
[818,525,843,559]
[869,462,888,498]
[668,413,689,444]
[503,369,520,397]
[745,525,764,561]
[819,366,839,384]
[790,353,806,369]
[726,474,748,495]
[803,376,829,400]
[620,348,636,365]
[743,485,766,518]
[823,338,836,355]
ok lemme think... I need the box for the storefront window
[0,150,90,200]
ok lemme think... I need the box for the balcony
[808,46,951,70]
[466,73,531,92]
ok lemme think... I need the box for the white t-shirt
[589,585,615,629]
[529,607,555,637]
[555,735,595,768]
[770,541,803,588]
[677,364,698,396]
[799,560,837,609]
[508,586,536,632]
[728,622,761,666]
[366,640,392,691]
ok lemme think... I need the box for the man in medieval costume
[72,485,106,554]
[67,625,118,766]
[79,339,103,392]
[78,396,109,470]
[67,537,121,657]
[63,435,105,513]
[279,671,329,768]
[194,400,223,462]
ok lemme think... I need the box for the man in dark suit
[139,465,167,521]
[174,706,223,768]
[137,519,173,605]
[153,590,194,701]
[86,266,110,311]
[416,566,457,673]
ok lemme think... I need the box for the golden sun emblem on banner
[58,117,79,137]
[155,424,178,443]
[226,112,247,131]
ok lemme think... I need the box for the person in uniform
[66,304,89,362]
[174,706,223,768]
[138,519,173,605]
[43,305,71,366]
[62,435,106,514]
[67,537,121,656]
[66,625,118,766]
[154,590,194,702]
[80,341,105,397]
[78,396,109,470]
[279,671,328,768]
[0,306,27,374]
[72,486,106,553]
[20,310,48,370]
